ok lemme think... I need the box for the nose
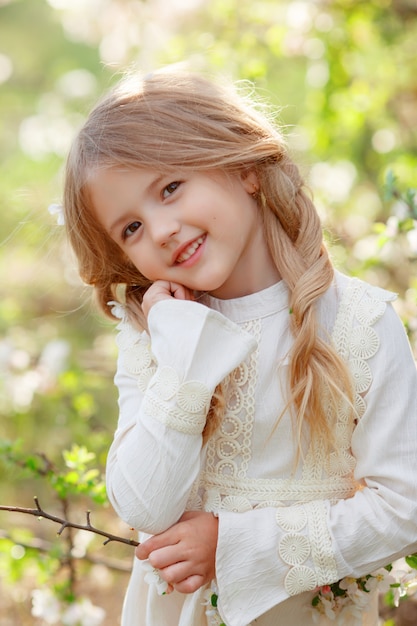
[148,210,180,247]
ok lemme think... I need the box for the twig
[0,497,139,547]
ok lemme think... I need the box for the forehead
[88,167,160,203]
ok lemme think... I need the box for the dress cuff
[115,299,257,436]
[148,299,257,390]
[216,508,286,626]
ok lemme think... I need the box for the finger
[158,560,207,591]
[148,545,183,570]
[135,536,172,561]
[135,542,151,560]
[141,527,180,555]
[142,281,193,317]
[168,282,193,301]
[173,575,206,594]
[157,561,191,586]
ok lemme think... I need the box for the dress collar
[198,281,289,323]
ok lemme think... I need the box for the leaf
[405,554,417,570]
[383,169,397,201]
[63,444,96,470]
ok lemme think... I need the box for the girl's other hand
[135,511,219,594]
[142,280,194,319]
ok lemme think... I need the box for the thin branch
[0,497,139,547]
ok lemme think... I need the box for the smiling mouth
[175,236,205,264]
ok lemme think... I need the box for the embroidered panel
[204,320,261,488]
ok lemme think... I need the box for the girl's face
[89,167,280,299]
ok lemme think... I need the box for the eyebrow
[108,172,165,236]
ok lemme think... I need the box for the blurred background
[1,0,416,624]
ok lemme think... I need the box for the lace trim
[285,565,317,596]
[204,319,260,480]
[279,533,311,566]
[277,280,395,599]
[302,279,393,481]
[277,501,337,596]
[115,315,155,377]
[306,501,338,585]
[143,367,211,435]
[276,505,307,532]
[325,280,393,478]
[201,472,356,506]
[142,394,207,435]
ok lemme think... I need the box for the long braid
[259,159,353,446]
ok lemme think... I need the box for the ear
[240,170,259,195]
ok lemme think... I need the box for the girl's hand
[135,511,219,594]
[142,280,194,319]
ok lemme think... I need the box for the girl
[63,68,417,626]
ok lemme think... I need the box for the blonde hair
[63,68,353,448]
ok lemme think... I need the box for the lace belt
[201,471,357,504]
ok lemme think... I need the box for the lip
[172,234,206,266]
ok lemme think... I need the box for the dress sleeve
[105,299,257,534]
[215,297,417,626]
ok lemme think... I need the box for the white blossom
[141,559,169,595]
[31,588,61,624]
[365,568,395,593]
[62,598,105,626]
[48,203,65,225]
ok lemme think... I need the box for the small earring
[252,184,259,197]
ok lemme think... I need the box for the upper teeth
[177,237,204,263]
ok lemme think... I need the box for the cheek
[127,250,158,281]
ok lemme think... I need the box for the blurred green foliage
[1,0,417,624]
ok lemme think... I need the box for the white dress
[106,272,417,626]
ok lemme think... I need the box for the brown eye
[123,221,142,239]
[162,181,181,198]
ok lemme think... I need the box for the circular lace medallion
[177,381,211,413]
[327,449,356,476]
[349,326,379,359]
[349,358,372,393]
[137,366,156,393]
[217,438,241,459]
[354,393,366,419]
[203,490,222,512]
[226,387,243,413]
[187,493,202,511]
[124,343,153,374]
[216,460,237,478]
[355,297,386,326]
[116,326,142,350]
[276,506,307,532]
[152,366,179,400]
[284,565,317,596]
[220,416,243,438]
[336,399,352,424]
[279,533,311,566]
[222,495,252,512]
